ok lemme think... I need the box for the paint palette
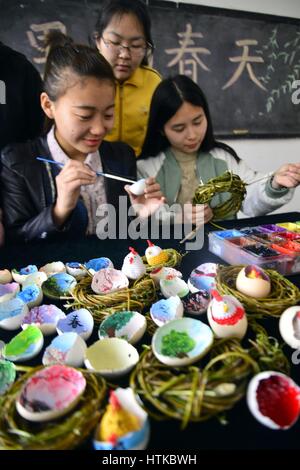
[208,221,300,275]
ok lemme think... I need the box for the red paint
[211,290,223,302]
[147,240,154,247]
[110,390,121,410]
[256,375,300,428]
[211,305,245,325]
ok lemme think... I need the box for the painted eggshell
[85,257,114,274]
[0,282,20,303]
[17,285,43,309]
[129,178,146,196]
[11,265,38,284]
[16,365,86,422]
[21,304,66,336]
[152,317,214,367]
[99,311,146,345]
[121,248,146,280]
[207,291,247,339]
[2,325,44,362]
[42,273,77,299]
[279,306,300,349]
[22,271,47,288]
[65,262,87,280]
[39,261,66,277]
[0,298,28,330]
[160,277,189,298]
[57,309,94,341]
[0,360,16,395]
[188,263,218,293]
[145,240,169,266]
[150,296,183,327]
[85,338,139,379]
[0,269,13,284]
[93,388,150,450]
[150,267,182,286]
[43,332,87,367]
[236,265,271,298]
[91,268,129,294]
[247,371,300,429]
[181,290,210,316]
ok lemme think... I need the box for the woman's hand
[182,203,213,226]
[125,177,166,218]
[53,160,96,227]
[272,163,300,189]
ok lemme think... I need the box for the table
[1,212,300,450]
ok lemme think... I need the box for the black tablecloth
[1,212,300,450]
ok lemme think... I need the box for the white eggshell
[57,308,94,341]
[11,265,38,284]
[0,282,20,303]
[65,262,87,279]
[121,251,146,280]
[92,268,129,294]
[16,365,86,422]
[160,277,189,298]
[247,371,300,430]
[39,261,66,277]
[207,294,247,339]
[279,306,300,349]
[22,271,47,288]
[98,311,146,344]
[129,178,146,196]
[236,266,271,298]
[2,325,44,362]
[150,296,183,327]
[85,338,139,379]
[21,304,66,336]
[0,270,13,284]
[43,332,87,367]
[150,267,182,286]
[0,298,28,330]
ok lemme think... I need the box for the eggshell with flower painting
[236,265,271,298]
[207,290,247,339]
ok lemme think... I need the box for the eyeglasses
[101,37,153,58]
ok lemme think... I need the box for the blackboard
[1,0,300,137]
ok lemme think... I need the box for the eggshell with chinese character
[279,306,300,349]
[236,265,271,298]
[207,290,247,339]
[57,308,94,341]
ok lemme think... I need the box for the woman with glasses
[94,0,161,157]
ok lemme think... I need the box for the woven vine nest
[67,248,182,325]
[193,171,247,220]
[130,322,290,428]
[215,265,300,318]
[0,366,106,450]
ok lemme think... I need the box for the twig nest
[39,261,66,277]
[145,240,169,266]
[85,338,139,379]
[247,371,300,429]
[91,268,129,294]
[188,263,218,293]
[0,360,16,395]
[65,262,87,280]
[149,267,182,286]
[160,276,189,298]
[21,304,66,336]
[152,317,214,366]
[22,271,47,288]
[17,285,43,309]
[94,388,150,450]
[42,273,77,299]
[16,365,86,422]
[0,269,12,284]
[85,257,114,274]
[121,247,146,280]
[207,290,247,339]
[279,306,300,349]
[129,178,146,196]
[150,296,183,327]
[0,298,28,330]
[236,265,271,298]
[98,311,146,345]
[0,282,20,303]
[2,325,44,362]
[57,308,94,341]
[43,332,87,367]
[11,265,38,284]
[181,290,210,316]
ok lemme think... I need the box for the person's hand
[272,163,300,189]
[182,203,213,226]
[53,160,96,226]
[125,177,166,218]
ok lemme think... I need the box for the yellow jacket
[106,66,161,156]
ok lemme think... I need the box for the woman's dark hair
[93,0,154,66]
[140,74,239,160]
[43,31,115,132]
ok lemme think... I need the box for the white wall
[162,0,300,216]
